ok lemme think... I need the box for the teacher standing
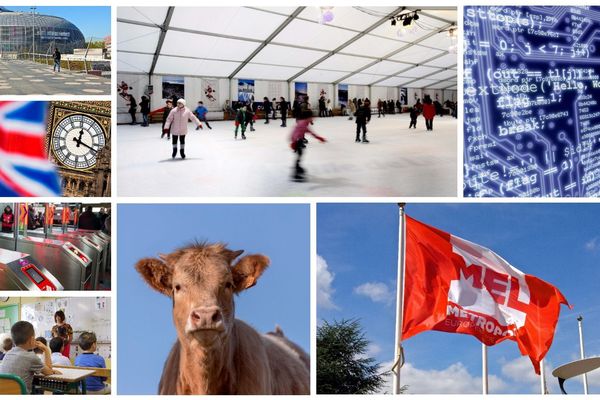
[52,310,73,359]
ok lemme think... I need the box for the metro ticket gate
[0,233,92,291]
[52,227,110,286]
[78,229,111,282]
[0,248,63,291]
[29,230,104,290]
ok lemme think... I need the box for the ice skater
[354,99,371,143]
[127,94,137,125]
[408,107,418,129]
[377,99,385,118]
[163,99,202,159]
[140,96,150,127]
[279,96,288,127]
[234,106,250,140]
[247,100,257,132]
[422,95,435,131]
[290,111,327,182]
[263,97,271,124]
[194,101,212,129]
[161,99,173,139]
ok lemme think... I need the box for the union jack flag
[0,101,62,196]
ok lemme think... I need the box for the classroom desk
[34,367,95,394]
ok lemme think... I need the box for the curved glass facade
[0,9,85,54]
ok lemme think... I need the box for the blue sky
[118,204,310,395]
[318,203,600,394]
[7,6,110,39]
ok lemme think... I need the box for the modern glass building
[0,7,85,55]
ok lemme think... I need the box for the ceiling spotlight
[318,7,334,24]
[413,13,420,21]
[391,18,396,26]
[403,16,413,26]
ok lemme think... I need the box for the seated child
[33,337,47,362]
[0,321,60,393]
[74,332,110,394]
[49,337,71,366]
[0,337,13,360]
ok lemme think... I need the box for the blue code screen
[464,6,600,197]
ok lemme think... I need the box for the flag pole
[540,359,546,394]
[577,315,589,394]
[482,343,488,394]
[392,203,407,395]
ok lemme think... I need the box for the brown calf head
[136,242,270,346]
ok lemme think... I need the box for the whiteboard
[21,297,111,359]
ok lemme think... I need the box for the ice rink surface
[117,114,457,197]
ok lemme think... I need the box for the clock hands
[72,132,98,155]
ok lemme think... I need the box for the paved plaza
[0,59,111,95]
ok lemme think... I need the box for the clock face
[52,114,106,170]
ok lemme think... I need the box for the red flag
[402,215,570,374]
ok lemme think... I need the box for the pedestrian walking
[53,48,61,73]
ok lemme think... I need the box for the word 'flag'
[0,102,61,196]
[402,215,570,374]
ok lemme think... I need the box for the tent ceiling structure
[117,6,457,89]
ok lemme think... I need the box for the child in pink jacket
[290,116,326,181]
[163,99,202,159]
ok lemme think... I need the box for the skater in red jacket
[290,112,327,182]
[422,95,436,131]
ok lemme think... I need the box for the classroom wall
[4,297,112,361]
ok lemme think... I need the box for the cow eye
[174,284,181,292]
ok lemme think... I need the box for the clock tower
[45,101,111,197]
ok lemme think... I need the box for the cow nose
[188,306,223,331]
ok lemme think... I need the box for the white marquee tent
[118,6,457,89]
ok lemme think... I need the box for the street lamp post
[30,6,36,61]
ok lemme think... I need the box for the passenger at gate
[1,205,14,233]
[78,206,102,230]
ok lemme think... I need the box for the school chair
[0,373,27,394]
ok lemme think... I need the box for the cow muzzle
[185,306,225,335]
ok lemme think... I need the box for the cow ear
[231,254,270,292]
[223,249,244,264]
[135,257,173,297]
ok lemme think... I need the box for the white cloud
[500,356,555,394]
[354,282,394,305]
[317,255,338,310]
[376,360,507,394]
[588,355,600,389]
[585,237,599,252]
[365,343,382,358]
